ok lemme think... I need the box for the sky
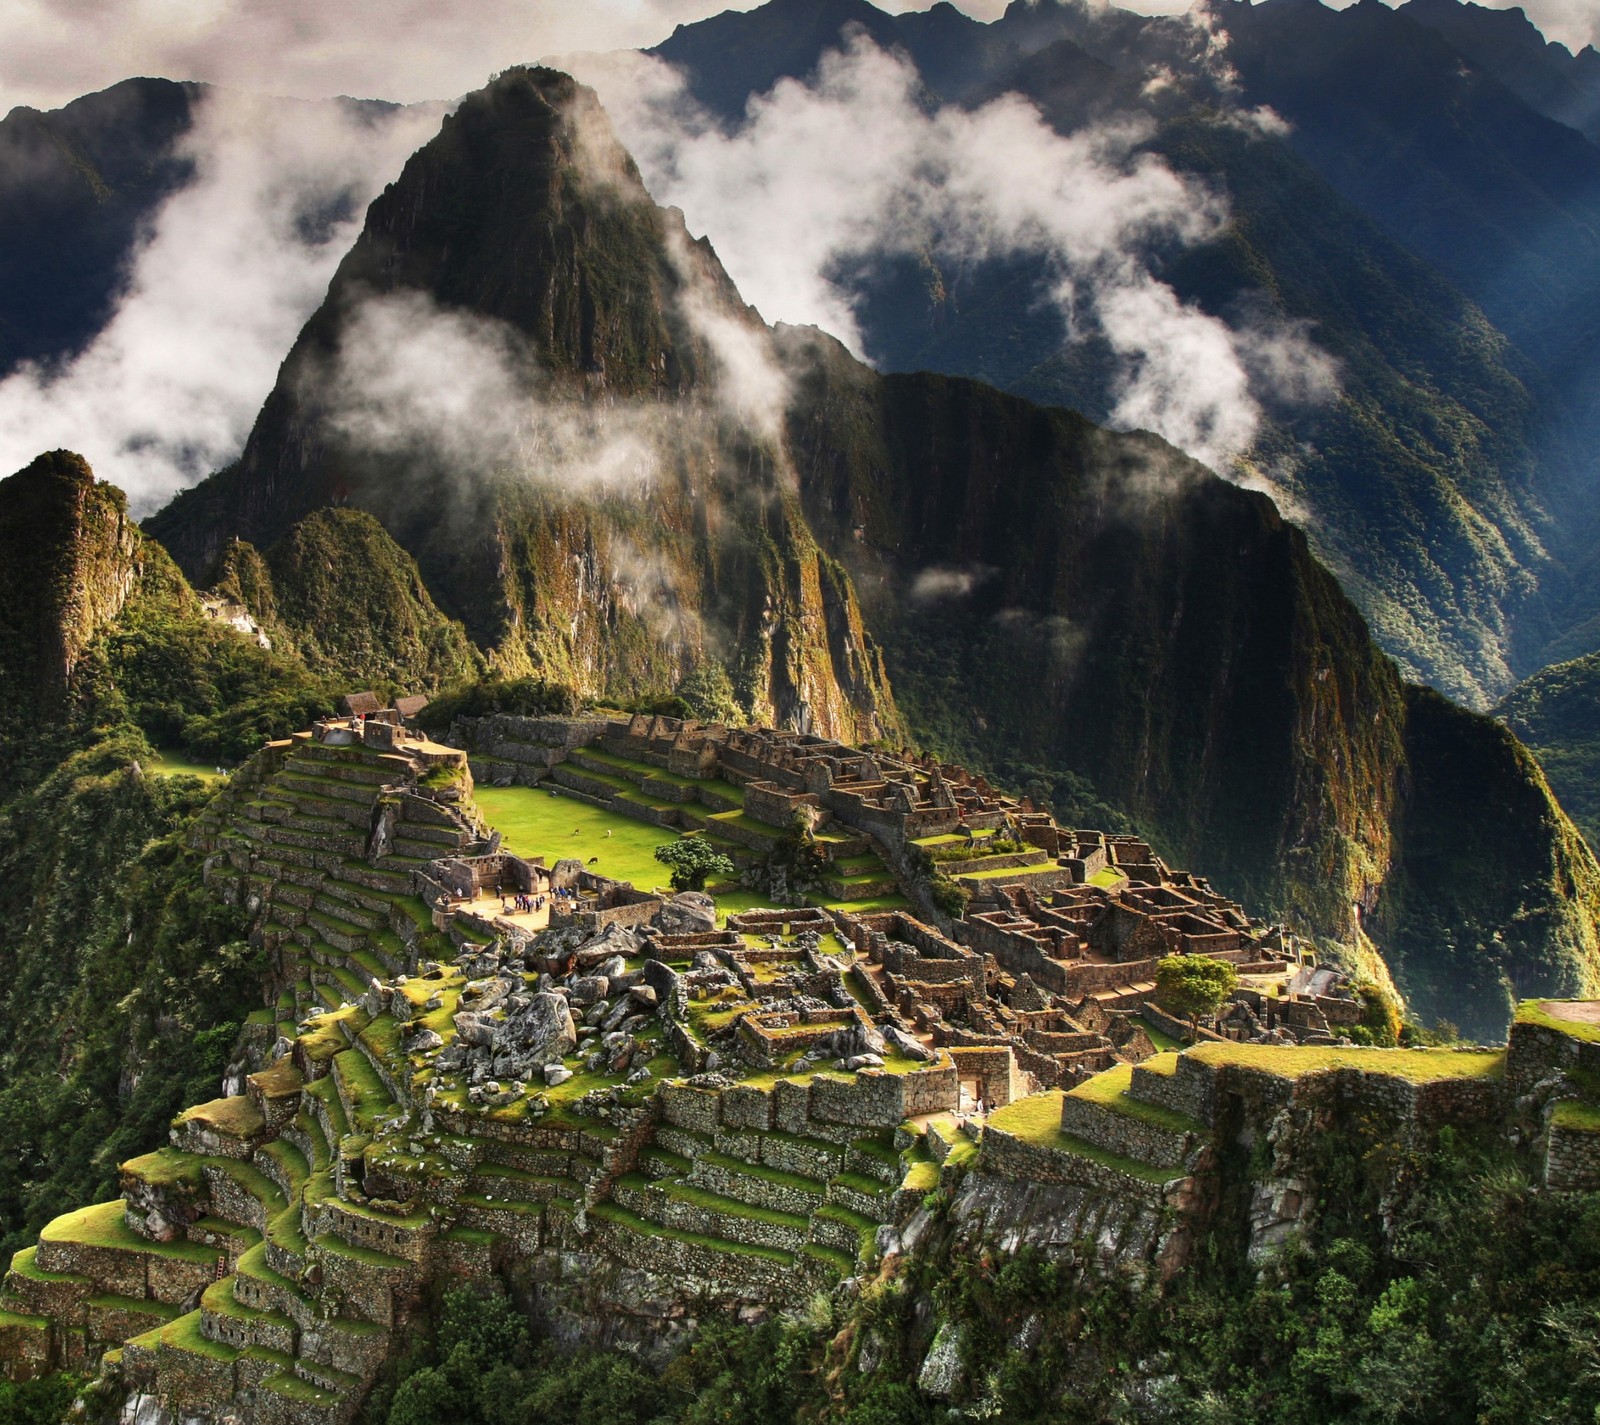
[0,0,1594,114]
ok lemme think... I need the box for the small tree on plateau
[1156,954,1238,1037]
[654,835,736,893]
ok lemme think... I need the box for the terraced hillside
[455,714,909,916]
[0,730,954,1419]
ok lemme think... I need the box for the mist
[0,90,443,513]
[572,36,1339,475]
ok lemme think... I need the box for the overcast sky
[2,0,1594,114]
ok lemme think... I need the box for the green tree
[673,660,745,724]
[654,835,736,892]
[1155,954,1237,1035]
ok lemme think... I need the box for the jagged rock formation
[0,451,142,712]
[148,69,898,743]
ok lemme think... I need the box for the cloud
[909,564,997,602]
[0,89,441,511]
[0,0,1014,113]
[316,290,664,496]
[574,34,1337,474]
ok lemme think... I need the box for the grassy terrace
[473,781,909,919]
[178,1096,266,1138]
[1516,1000,1600,1044]
[41,1202,219,1261]
[984,1093,1179,1185]
[578,747,746,802]
[473,785,675,891]
[148,748,228,782]
[333,1049,396,1134]
[121,1148,204,1191]
[1067,1060,1202,1133]
[587,1200,793,1264]
[149,1308,239,1362]
[1553,1099,1600,1132]
[1185,1041,1506,1082]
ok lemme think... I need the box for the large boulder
[453,1011,495,1048]
[570,975,609,1005]
[503,992,577,1065]
[655,892,717,934]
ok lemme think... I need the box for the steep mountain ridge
[209,509,481,691]
[1497,651,1600,852]
[783,338,1600,1035]
[150,68,901,743]
[0,79,202,376]
[143,65,1600,1035]
[1398,0,1600,144]
[644,0,1567,708]
[0,450,143,713]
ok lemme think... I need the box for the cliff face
[0,451,144,710]
[1495,652,1600,853]
[783,337,1600,1034]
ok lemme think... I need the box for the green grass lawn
[1515,1000,1600,1045]
[472,785,678,892]
[1066,1062,1202,1132]
[1142,1022,1184,1052]
[1185,1041,1506,1082]
[473,785,907,918]
[41,1201,219,1261]
[149,748,227,782]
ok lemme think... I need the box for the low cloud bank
[572,35,1338,475]
[0,90,442,512]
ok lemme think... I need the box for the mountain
[1211,0,1600,596]
[208,509,481,690]
[10,3,1596,713]
[1497,651,1600,851]
[0,78,411,384]
[142,65,1600,1037]
[644,0,1578,710]
[0,79,202,376]
[1398,0,1600,145]
[148,70,901,744]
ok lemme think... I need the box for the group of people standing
[503,891,543,914]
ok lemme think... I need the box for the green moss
[1067,1062,1204,1133]
[1552,1099,1600,1132]
[40,1201,220,1262]
[333,1049,395,1134]
[177,1095,265,1139]
[159,1308,238,1361]
[1515,1000,1600,1045]
[986,1092,1069,1147]
[120,1147,204,1190]
[86,1293,179,1321]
